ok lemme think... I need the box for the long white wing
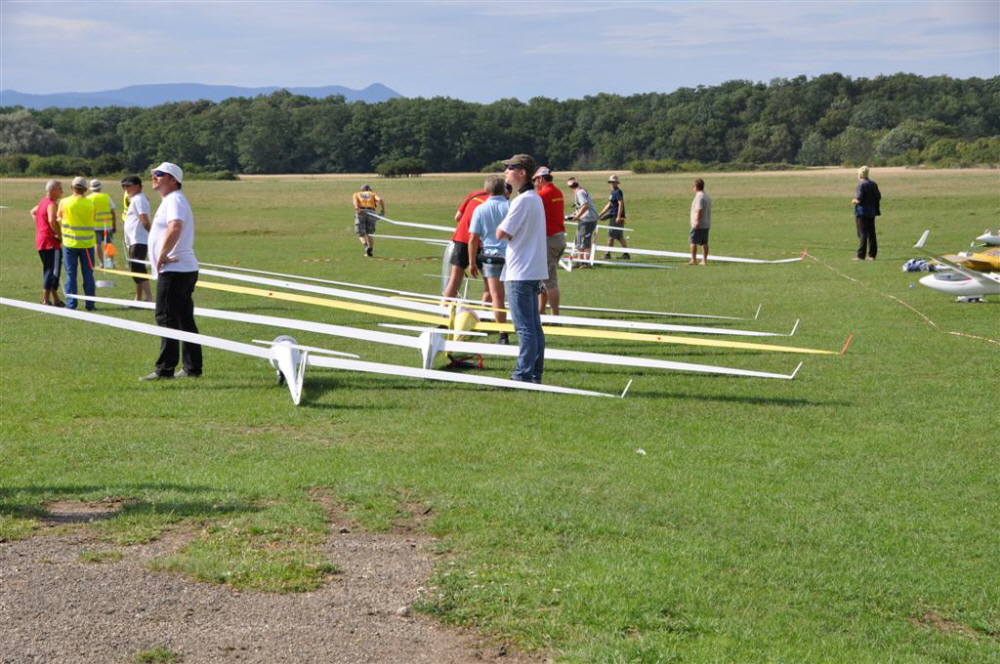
[74,295,802,380]
[592,244,802,264]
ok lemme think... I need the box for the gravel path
[1,503,543,664]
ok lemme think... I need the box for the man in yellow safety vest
[88,179,117,268]
[58,176,97,310]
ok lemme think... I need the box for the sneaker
[603,252,612,260]
[621,253,631,260]
[852,256,864,261]
[140,372,172,381]
[497,333,510,346]
[175,370,201,379]
[365,246,373,257]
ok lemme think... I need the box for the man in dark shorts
[689,178,712,265]
[120,175,153,301]
[443,187,488,299]
[598,174,629,259]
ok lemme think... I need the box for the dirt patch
[908,611,982,640]
[1,502,545,663]
[43,498,125,525]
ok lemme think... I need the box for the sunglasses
[505,164,525,171]
[152,170,169,178]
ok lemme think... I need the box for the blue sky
[2,0,997,103]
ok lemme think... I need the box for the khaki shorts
[354,210,377,235]
[543,233,567,290]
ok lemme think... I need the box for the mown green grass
[1,169,998,661]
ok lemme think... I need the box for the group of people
[30,162,202,381]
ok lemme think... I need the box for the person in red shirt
[30,179,65,307]
[532,166,567,315]
[443,188,488,299]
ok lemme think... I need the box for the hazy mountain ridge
[0,83,402,109]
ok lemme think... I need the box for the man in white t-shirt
[142,162,202,380]
[120,175,153,302]
[496,154,547,383]
[689,178,712,265]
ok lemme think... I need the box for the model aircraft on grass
[586,244,804,265]
[98,265,842,356]
[912,230,1000,301]
[206,261,758,321]
[0,297,620,404]
[73,294,805,381]
[125,262,797,339]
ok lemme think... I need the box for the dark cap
[120,175,142,187]
[502,154,536,178]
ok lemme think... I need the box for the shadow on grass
[0,483,261,522]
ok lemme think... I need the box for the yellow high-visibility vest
[58,194,96,249]
[87,191,114,236]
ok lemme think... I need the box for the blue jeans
[506,279,544,383]
[63,247,95,310]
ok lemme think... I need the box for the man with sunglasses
[496,154,547,383]
[142,162,202,381]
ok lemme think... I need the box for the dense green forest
[2,73,998,176]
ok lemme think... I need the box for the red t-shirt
[35,196,61,250]
[536,182,566,237]
[452,189,488,244]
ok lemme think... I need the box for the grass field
[1,168,998,662]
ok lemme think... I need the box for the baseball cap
[533,166,552,179]
[151,162,184,184]
[502,154,537,178]
[120,175,142,187]
[89,179,102,191]
[361,184,372,190]
[71,176,88,189]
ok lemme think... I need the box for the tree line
[1,73,997,177]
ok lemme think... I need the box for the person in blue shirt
[598,174,630,259]
[469,174,511,344]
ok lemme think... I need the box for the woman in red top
[30,179,65,307]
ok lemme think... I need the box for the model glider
[588,244,803,265]
[912,230,1000,300]
[189,263,793,338]
[74,295,805,381]
[98,266,840,355]
[201,261,752,321]
[1,297,625,402]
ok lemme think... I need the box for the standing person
[120,175,153,302]
[689,178,712,266]
[443,187,488,299]
[57,176,97,311]
[468,174,511,344]
[352,184,383,257]
[142,162,201,381]
[30,179,65,307]
[497,154,547,383]
[598,174,629,259]
[566,177,598,261]
[87,179,117,268]
[532,166,567,315]
[852,165,881,261]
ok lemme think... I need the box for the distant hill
[0,83,402,109]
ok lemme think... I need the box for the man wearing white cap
[142,162,202,380]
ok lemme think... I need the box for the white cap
[534,166,552,178]
[151,162,184,184]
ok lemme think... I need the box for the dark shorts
[689,228,710,246]
[574,220,597,249]
[129,243,149,283]
[354,210,377,235]
[449,241,470,269]
[607,219,626,241]
[94,230,114,245]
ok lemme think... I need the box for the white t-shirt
[497,188,547,282]
[149,189,198,276]
[123,191,151,246]
[690,190,712,229]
